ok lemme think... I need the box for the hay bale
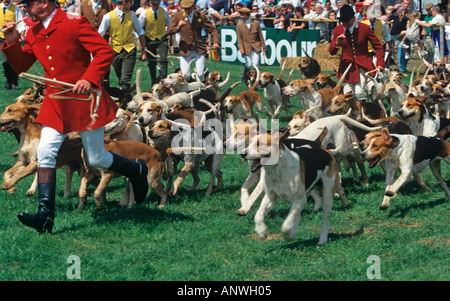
[280,57,302,70]
[280,43,342,71]
[313,43,342,71]
[312,43,329,60]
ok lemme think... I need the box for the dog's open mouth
[165,84,173,89]
[250,158,262,172]
[367,156,380,169]
[431,93,445,103]
[0,121,17,132]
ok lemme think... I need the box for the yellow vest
[145,7,166,41]
[108,10,135,53]
[0,5,17,39]
[363,19,383,53]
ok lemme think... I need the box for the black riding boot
[17,168,56,234]
[3,62,11,90]
[107,152,149,203]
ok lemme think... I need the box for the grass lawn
[0,53,448,282]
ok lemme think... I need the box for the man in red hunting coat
[1,0,148,234]
[329,5,385,101]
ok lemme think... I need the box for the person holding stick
[139,0,171,85]
[166,0,220,81]
[1,0,26,90]
[97,0,146,92]
[1,0,149,234]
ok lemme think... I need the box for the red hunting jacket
[1,8,117,134]
[329,21,385,83]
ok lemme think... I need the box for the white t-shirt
[429,14,446,31]
[406,19,420,42]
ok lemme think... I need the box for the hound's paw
[1,182,13,191]
[237,208,247,216]
[379,204,390,210]
[384,190,396,197]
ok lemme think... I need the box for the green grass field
[0,54,448,282]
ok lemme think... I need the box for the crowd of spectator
[6,0,450,76]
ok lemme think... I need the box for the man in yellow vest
[363,12,392,67]
[1,0,25,90]
[98,0,146,92]
[139,0,170,85]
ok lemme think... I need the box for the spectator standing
[418,5,448,63]
[335,0,346,19]
[167,0,178,15]
[98,0,147,92]
[135,0,149,17]
[273,3,293,29]
[421,2,434,64]
[389,7,409,72]
[311,3,329,43]
[260,4,275,28]
[326,9,337,42]
[139,0,171,85]
[166,0,220,81]
[160,0,169,9]
[287,6,307,32]
[0,0,25,90]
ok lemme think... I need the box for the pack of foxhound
[1,55,449,245]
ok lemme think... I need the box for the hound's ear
[178,74,185,85]
[156,105,164,116]
[304,114,311,125]
[307,82,315,94]
[278,126,290,144]
[381,128,393,145]
[344,91,353,99]
[416,96,428,104]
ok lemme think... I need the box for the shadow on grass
[91,205,193,226]
[274,226,366,249]
[387,197,447,219]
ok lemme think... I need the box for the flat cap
[424,3,433,10]
[180,0,195,8]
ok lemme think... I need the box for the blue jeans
[397,39,410,72]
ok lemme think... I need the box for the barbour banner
[220,26,320,66]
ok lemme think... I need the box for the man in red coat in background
[2,0,148,234]
[329,5,384,101]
